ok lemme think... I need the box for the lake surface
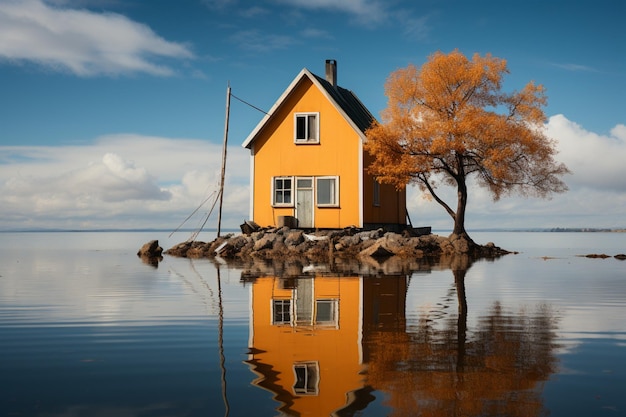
[1,231,625,416]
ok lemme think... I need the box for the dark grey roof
[312,73,376,133]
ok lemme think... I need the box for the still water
[1,231,625,416]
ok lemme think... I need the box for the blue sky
[1,0,625,233]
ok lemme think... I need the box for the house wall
[246,276,364,415]
[251,77,362,228]
[362,150,407,230]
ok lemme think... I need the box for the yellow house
[242,60,406,230]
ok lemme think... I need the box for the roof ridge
[311,72,376,133]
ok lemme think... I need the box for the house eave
[241,68,370,149]
[242,68,310,149]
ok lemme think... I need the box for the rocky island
[161,225,512,263]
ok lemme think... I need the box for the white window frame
[315,299,339,327]
[293,361,320,395]
[294,112,320,144]
[271,299,292,325]
[316,176,339,207]
[272,176,294,207]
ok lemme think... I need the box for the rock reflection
[241,255,559,416]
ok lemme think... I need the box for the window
[373,179,380,206]
[315,299,338,326]
[293,362,319,395]
[294,113,319,143]
[272,177,293,206]
[272,299,291,325]
[316,176,339,207]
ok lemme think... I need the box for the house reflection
[242,263,558,417]
[244,274,392,415]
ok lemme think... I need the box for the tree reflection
[241,254,559,417]
[363,255,559,417]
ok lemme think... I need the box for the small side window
[373,180,380,207]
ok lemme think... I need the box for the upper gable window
[294,113,319,144]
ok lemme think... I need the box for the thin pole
[217,83,231,238]
[217,267,230,416]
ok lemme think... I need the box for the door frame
[295,176,314,228]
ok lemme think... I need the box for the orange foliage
[365,50,570,233]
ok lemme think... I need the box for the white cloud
[406,115,626,230]
[0,0,193,76]
[300,28,334,39]
[548,114,626,192]
[0,134,250,230]
[551,63,599,73]
[229,29,297,53]
[274,0,388,24]
[2,116,625,231]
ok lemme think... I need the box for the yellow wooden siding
[247,276,364,415]
[251,77,362,228]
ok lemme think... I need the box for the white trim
[316,176,339,207]
[315,299,339,328]
[271,298,293,325]
[271,176,294,207]
[294,112,320,144]
[242,68,368,149]
[292,361,320,395]
[242,68,309,149]
[295,177,314,228]
[309,71,368,142]
[249,144,255,220]
[357,277,363,364]
[248,284,254,356]
[358,138,364,227]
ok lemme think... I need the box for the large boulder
[285,230,305,246]
[359,238,395,258]
[137,240,163,258]
[254,233,279,251]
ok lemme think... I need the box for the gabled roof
[242,68,376,149]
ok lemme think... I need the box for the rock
[614,254,626,260]
[137,240,163,258]
[240,220,261,235]
[254,234,276,251]
[585,253,611,259]
[359,239,395,258]
[285,230,304,246]
[338,234,360,247]
[163,225,512,263]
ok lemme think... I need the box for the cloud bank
[1,115,625,231]
[0,135,250,230]
[0,0,193,76]
[408,115,626,230]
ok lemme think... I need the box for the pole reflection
[240,255,559,416]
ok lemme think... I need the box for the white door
[295,177,313,228]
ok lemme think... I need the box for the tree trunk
[455,267,468,372]
[453,177,468,236]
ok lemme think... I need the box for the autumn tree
[365,50,569,241]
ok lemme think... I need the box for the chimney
[325,59,337,88]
